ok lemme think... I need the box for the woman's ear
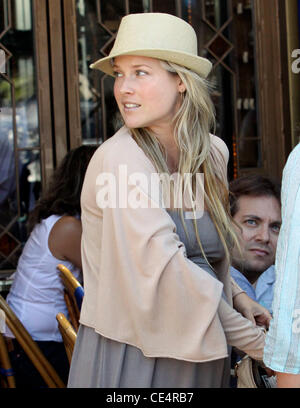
[177,78,186,94]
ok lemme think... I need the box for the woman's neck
[150,126,179,173]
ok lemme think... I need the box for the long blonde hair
[130,60,239,264]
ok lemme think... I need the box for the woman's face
[113,55,185,136]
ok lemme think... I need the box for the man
[229,175,282,315]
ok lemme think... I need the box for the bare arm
[233,291,271,328]
[48,216,82,269]
[275,373,300,388]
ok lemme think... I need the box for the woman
[264,142,300,387]
[68,13,268,388]
[6,145,96,387]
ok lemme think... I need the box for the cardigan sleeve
[89,143,229,362]
[231,277,245,298]
[218,298,265,360]
[264,143,300,373]
[80,127,265,362]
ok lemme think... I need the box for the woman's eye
[136,70,147,76]
[113,71,123,78]
[245,219,257,226]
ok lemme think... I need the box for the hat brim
[90,49,212,78]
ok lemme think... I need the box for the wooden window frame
[33,0,81,185]
[33,0,293,183]
[252,0,291,181]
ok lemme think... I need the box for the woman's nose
[118,76,135,94]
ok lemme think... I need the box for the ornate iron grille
[0,0,265,276]
[76,0,261,180]
[0,0,41,275]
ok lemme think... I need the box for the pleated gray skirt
[67,324,230,388]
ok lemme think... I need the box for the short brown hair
[229,175,281,217]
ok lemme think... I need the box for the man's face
[231,195,281,283]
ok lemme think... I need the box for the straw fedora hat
[90,13,212,78]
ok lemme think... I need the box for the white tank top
[6,215,81,342]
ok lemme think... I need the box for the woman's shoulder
[46,215,81,244]
[97,126,131,154]
[209,134,229,164]
[31,214,61,234]
[51,215,81,230]
[91,126,155,174]
[48,215,82,268]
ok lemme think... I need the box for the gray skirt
[67,324,230,388]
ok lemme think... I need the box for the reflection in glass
[19,149,41,215]
[0,0,40,271]
[0,0,8,33]
[129,0,147,13]
[100,0,124,33]
[208,34,232,60]
[76,0,124,144]
[1,0,39,146]
[0,132,20,270]
[196,24,215,59]
[203,0,229,29]
[102,75,121,136]
[0,133,16,209]
[0,225,23,271]
[238,138,261,168]
[233,0,260,171]
[210,64,235,150]
[77,0,104,143]
[0,144,41,271]
[152,0,176,14]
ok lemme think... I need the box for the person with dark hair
[5,145,97,388]
[229,175,282,314]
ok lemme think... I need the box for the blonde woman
[68,13,270,388]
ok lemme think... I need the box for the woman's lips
[123,103,141,111]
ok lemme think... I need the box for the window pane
[129,0,145,13]
[0,0,40,273]
[152,0,176,14]
[238,138,262,168]
[76,0,123,143]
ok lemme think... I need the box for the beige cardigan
[79,126,265,362]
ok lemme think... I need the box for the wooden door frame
[32,0,81,185]
[33,0,292,183]
[253,0,291,181]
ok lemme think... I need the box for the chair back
[0,295,65,388]
[0,332,16,388]
[56,313,77,364]
[57,264,84,332]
